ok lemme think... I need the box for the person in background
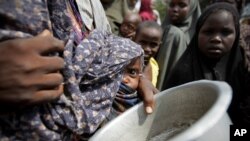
[139,0,157,22]
[134,21,163,87]
[164,3,250,126]
[128,0,140,12]
[156,0,201,90]
[119,11,142,40]
[241,1,250,24]
[102,0,136,35]
[152,0,162,25]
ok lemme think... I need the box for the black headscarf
[164,3,249,125]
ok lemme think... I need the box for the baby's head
[122,57,143,90]
[134,21,162,65]
[119,12,142,39]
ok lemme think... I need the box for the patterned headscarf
[0,0,143,140]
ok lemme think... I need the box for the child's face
[122,58,142,90]
[198,10,236,60]
[120,15,141,39]
[168,0,190,24]
[134,27,162,65]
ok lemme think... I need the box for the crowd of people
[0,0,249,140]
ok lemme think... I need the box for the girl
[164,3,250,125]
[156,0,201,90]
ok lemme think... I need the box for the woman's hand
[0,30,64,112]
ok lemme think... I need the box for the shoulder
[149,57,159,71]
[163,25,187,45]
[168,25,185,36]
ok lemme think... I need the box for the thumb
[38,29,52,37]
[144,94,155,114]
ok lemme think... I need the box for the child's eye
[221,29,234,36]
[127,69,139,78]
[139,40,147,46]
[179,3,187,8]
[202,30,213,35]
[149,42,160,48]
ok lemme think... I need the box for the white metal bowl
[89,80,232,141]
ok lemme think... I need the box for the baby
[109,55,143,120]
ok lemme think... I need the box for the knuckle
[6,39,23,52]
[21,60,37,73]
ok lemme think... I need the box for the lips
[170,14,179,20]
[206,46,224,57]
[208,46,222,52]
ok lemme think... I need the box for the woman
[164,3,250,125]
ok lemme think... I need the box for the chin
[207,54,223,62]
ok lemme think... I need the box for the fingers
[19,30,64,54]
[143,92,155,114]
[38,56,64,73]
[138,77,156,114]
[34,73,64,90]
[30,84,64,105]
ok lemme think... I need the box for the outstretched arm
[137,76,159,114]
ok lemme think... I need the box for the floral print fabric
[0,0,143,140]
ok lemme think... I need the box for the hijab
[164,2,241,89]
[164,2,250,125]
[162,0,201,42]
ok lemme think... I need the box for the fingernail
[146,106,153,114]
[39,30,51,37]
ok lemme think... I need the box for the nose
[210,34,222,43]
[172,6,179,12]
[122,74,130,84]
[144,45,152,53]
